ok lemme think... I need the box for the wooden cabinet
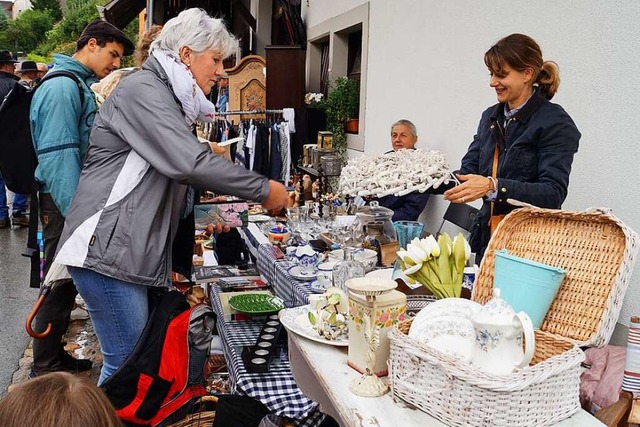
[265,45,305,109]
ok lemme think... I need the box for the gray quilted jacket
[55,56,269,287]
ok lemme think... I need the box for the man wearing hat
[0,50,30,229]
[29,20,134,378]
[17,60,40,88]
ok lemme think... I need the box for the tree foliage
[2,9,55,55]
[4,0,138,63]
[0,7,9,32]
[36,0,105,56]
[31,0,62,21]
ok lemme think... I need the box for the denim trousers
[0,174,28,219]
[69,266,149,385]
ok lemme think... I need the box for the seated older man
[376,119,430,222]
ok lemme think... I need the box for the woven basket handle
[585,206,613,215]
[505,198,538,208]
[396,348,453,395]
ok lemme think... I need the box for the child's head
[0,372,122,427]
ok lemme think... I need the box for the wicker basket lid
[472,207,639,347]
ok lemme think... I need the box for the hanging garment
[278,123,291,184]
[252,125,271,177]
[246,122,256,170]
[269,123,283,181]
[282,108,296,133]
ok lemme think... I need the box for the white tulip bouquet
[396,233,471,299]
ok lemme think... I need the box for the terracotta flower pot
[345,118,359,134]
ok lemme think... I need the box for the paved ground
[0,218,228,405]
[0,225,37,396]
[0,224,101,395]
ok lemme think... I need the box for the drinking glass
[393,221,425,249]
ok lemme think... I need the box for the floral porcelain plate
[307,280,326,294]
[409,298,481,336]
[411,315,476,363]
[279,306,348,347]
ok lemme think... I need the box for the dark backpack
[0,71,85,288]
[101,290,217,426]
[0,71,85,194]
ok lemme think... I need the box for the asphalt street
[0,225,37,396]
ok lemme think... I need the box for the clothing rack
[218,109,284,116]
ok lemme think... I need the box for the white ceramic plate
[364,268,394,279]
[249,214,272,222]
[288,265,317,281]
[279,306,348,347]
[410,315,476,362]
[410,298,482,336]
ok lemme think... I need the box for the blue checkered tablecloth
[246,239,315,310]
[210,285,325,427]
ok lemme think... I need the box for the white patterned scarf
[152,49,216,126]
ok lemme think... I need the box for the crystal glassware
[332,247,365,293]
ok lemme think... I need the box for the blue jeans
[0,174,28,219]
[68,266,149,385]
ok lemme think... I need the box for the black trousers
[32,193,78,371]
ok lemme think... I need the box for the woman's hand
[262,180,289,210]
[209,141,226,156]
[444,174,494,204]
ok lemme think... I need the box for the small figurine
[302,174,313,201]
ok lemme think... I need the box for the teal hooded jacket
[30,53,98,216]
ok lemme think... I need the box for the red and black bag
[101,290,216,426]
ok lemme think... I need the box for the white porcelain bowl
[328,248,378,272]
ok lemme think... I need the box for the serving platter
[279,305,348,347]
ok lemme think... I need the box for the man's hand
[205,223,230,236]
[444,174,493,204]
[262,180,289,210]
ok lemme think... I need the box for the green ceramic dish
[228,293,285,315]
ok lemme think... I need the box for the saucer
[288,265,318,281]
[307,280,326,293]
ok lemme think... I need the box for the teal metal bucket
[494,249,565,329]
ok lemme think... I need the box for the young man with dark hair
[28,20,134,378]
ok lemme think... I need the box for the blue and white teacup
[316,261,338,289]
[292,245,320,275]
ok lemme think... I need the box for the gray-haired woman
[54,8,288,384]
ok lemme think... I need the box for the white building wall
[12,0,32,17]
[305,0,640,333]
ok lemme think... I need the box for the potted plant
[316,77,361,164]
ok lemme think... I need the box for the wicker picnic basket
[388,207,639,426]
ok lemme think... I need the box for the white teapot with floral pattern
[470,288,535,376]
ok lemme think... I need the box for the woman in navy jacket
[444,34,580,259]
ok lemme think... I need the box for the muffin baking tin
[242,314,283,373]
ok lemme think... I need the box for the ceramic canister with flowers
[347,289,407,376]
[396,233,471,299]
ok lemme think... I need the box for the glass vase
[332,247,365,293]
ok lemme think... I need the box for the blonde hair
[134,24,163,67]
[0,372,122,427]
[484,33,560,99]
